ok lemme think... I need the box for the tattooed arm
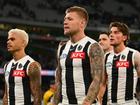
[97,64,108,105]
[51,42,64,105]
[3,63,8,105]
[83,43,104,105]
[134,51,140,103]
[3,81,8,105]
[28,61,42,105]
[97,53,108,104]
[52,61,62,105]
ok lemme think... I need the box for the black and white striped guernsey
[105,47,138,104]
[4,55,34,105]
[57,36,97,104]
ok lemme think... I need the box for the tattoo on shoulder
[28,62,41,77]
[89,43,104,76]
[85,43,104,102]
[89,43,104,58]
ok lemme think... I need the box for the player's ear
[22,40,27,47]
[123,35,127,41]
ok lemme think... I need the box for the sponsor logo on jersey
[12,70,25,77]
[70,52,85,59]
[116,61,129,68]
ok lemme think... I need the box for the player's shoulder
[127,47,137,51]
[27,56,41,71]
[59,40,68,46]
[126,47,140,55]
[29,61,41,69]
[58,40,70,51]
[28,61,41,76]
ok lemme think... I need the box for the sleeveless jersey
[57,36,97,104]
[4,55,35,105]
[105,47,138,104]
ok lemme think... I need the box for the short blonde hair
[65,6,89,26]
[8,28,29,46]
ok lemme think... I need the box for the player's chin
[110,41,115,45]
[64,31,70,36]
[7,49,14,53]
[110,43,116,46]
[7,48,11,51]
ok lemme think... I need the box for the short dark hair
[109,21,130,45]
[65,6,89,25]
[99,31,109,36]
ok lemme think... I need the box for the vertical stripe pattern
[9,63,18,105]
[105,47,138,104]
[111,55,120,103]
[125,51,133,100]
[82,42,92,94]
[4,55,34,105]
[66,45,77,104]
[22,60,32,105]
[103,53,110,105]
[58,37,97,104]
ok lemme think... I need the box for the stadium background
[0,0,140,102]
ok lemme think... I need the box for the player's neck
[105,46,113,53]
[70,33,86,43]
[12,50,26,61]
[113,44,126,54]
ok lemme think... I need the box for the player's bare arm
[28,61,42,105]
[3,63,8,105]
[97,53,108,104]
[52,60,62,105]
[52,42,65,105]
[97,64,108,104]
[83,43,104,104]
[3,82,8,105]
[134,51,140,103]
[134,51,140,80]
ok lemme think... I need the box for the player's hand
[97,95,103,105]
[82,99,91,105]
[47,102,53,105]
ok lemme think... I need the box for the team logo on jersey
[116,61,129,68]
[18,63,22,69]
[121,55,126,60]
[70,52,85,59]
[12,70,25,77]
[78,45,82,50]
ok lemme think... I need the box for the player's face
[7,32,24,53]
[99,34,111,51]
[109,27,126,46]
[63,12,82,36]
